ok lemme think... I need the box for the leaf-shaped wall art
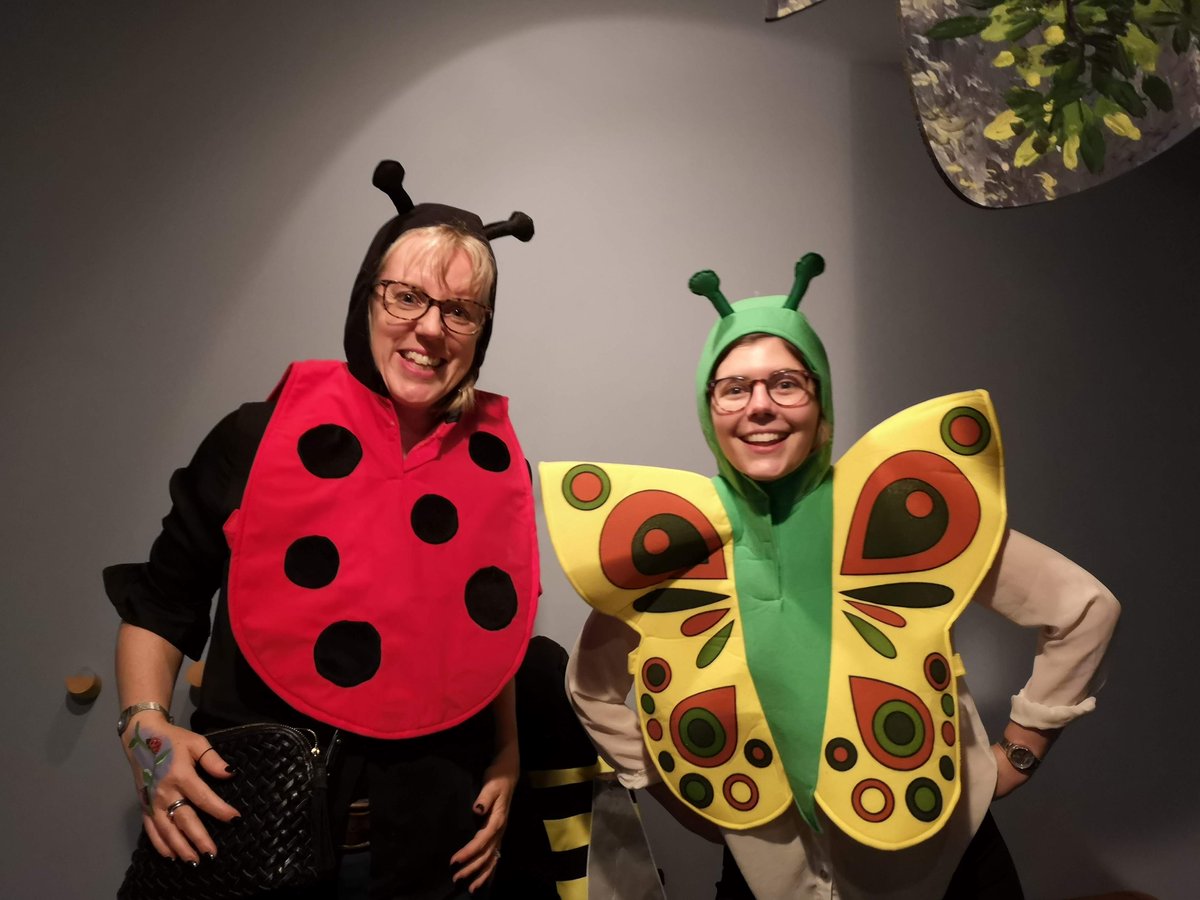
[766,0,829,22]
[899,0,1200,207]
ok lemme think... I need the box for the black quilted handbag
[117,723,337,899]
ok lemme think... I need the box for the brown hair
[710,332,831,451]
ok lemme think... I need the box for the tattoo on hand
[128,723,173,811]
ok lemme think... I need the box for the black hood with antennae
[343,160,534,397]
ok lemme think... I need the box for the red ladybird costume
[106,162,538,898]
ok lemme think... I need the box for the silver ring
[166,798,192,820]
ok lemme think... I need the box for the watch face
[1009,746,1036,770]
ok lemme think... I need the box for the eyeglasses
[708,369,819,414]
[374,280,491,336]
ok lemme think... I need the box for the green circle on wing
[940,407,991,456]
[646,663,667,687]
[926,653,950,688]
[680,773,714,808]
[679,707,726,758]
[905,777,943,822]
[941,694,955,717]
[873,700,924,757]
[640,694,655,714]
[562,464,611,510]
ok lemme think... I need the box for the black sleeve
[103,402,273,660]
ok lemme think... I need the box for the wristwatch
[117,701,173,737]
[999,737,1041,774]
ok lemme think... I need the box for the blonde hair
[375,225,496,417]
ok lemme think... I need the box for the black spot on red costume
[297,424,363,479]
[284,536,340,589]
[465,566,519,631]
[314,621,382,687]
[469,431,511,472]
[411,494,459,545]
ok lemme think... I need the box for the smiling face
[709,335,823,483]
[369,233,484,441]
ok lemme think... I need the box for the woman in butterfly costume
[107,161,539,898]
[541,255,1119,899]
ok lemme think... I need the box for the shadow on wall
[849,61,1199,900]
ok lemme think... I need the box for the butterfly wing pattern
[816,390,1006,849]
[540,463,795,830]
[541,391,1005,847]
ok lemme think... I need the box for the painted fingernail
[230,816,243,825]
[202,852,215,862]
[225,765,237,774]
[188,860,199,868]
[474,804,484,813]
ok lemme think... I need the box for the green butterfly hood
[689,254,836,830]
[692,259,835,515]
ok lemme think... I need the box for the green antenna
[689,269,734,318]
[783,253,826,311]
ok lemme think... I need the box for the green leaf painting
[902,0,1200,206]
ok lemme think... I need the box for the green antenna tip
[784,252,826,311]
[689,269,734,318]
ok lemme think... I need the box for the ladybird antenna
[372,160,414,215]
[688,270,734,318]
[784,253,825,311]
[483,211,534,242]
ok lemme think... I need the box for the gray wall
[2,2,1194,897]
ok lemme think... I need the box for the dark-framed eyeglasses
[374,280,491,336]
[707,369,819,414]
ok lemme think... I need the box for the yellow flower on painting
[1014,133,1043,167]
[1062,133,1080,170]
[984,109,1021,141]
[981,14,1011,42]
[1035,172,1058,200]
[993,50,1016,68]
[1025,71,1042,87]
[1103,111,1143,140]
[1044,25,1066,46]
[1119,25,1160,73]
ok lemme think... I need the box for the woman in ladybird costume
[542,255,1121,899]
[107,161,539,898]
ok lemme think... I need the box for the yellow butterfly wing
[540,462,793,829]
[815,391,1006,849]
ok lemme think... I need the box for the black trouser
[714,812,1023,899]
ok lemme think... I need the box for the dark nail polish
[202,852,215,862]
[225,765,237,774]
[230,816,243,826]
[188,860,199,868]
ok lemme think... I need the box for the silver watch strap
[118,701,173,736]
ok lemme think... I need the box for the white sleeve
[565,610,658,789]
[973,529,1121,729]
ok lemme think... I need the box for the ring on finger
[493,849,501,861]
[197,745,216,764]
[166,798,192,820]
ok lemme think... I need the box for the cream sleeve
[565,610,659,789]
[973,529,1121,730]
